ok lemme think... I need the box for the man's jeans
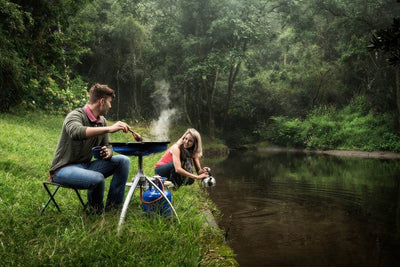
[53,155,130,212]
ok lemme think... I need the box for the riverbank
[257,146,400,160]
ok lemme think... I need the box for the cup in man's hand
[92,146,105,159]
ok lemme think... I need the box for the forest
[1,0,400,150]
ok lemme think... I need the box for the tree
[369,18,400,129]
[148,0,272,139]
[256,0,399,114]
[0,0,90,113]
[0,0,31,111]
[76,0,150,120]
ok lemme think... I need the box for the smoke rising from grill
[150,80,176,140]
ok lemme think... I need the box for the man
[50,83,134,214]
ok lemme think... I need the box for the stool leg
[73,189,87,210]
[41,183,61,214]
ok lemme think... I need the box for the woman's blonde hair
[177,128,203,157]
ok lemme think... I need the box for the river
[204,149,400,266]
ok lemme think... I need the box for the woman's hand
[199,167,211,174]
[197,172,209,179]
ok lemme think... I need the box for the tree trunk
[202,72,217,140]
[283,45,288,66]
[396,67,400,133]
[116,69,120,120]
[200,69,219,140]
[208,70,218,140]
[196,84,201,130]
[222,61,241,131]
[183,86,192,125]
[222,41,246,131]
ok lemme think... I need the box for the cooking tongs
[128,127,143,142]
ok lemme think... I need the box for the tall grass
[0,113,237,266]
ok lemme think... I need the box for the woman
[154,128,210,187]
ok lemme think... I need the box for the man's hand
[109,121,130,133]
[85,121,130,138]
[101,146,112,159]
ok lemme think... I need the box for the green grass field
[0,112,237,266]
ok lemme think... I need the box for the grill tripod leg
[117,175,141,234]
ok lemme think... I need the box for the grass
[0,112,237,266]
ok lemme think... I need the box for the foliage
[146,0,273,138]
[369,18,400,66]
[11,76,88,115]
[0,0,91,112]
[0,0,32,111]
[74,0,155,121]
[0,113,237,266]
[1,0,400,151]
[218,78,280,147]
[264,96,400,152]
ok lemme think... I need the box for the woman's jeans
[53,155,130,212]
[155,162,194,187]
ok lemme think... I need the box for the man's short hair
[88,83,115,104]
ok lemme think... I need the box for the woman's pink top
[155,150,173,168]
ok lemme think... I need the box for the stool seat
[41,181,87,214]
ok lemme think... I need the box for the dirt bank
[257,147,400,160]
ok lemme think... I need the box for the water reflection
[205,150,400,267]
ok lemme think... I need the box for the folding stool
[41,181,87,214]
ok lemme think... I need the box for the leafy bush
[263,96,400,152]
[264,116,309,147]
[14,76,88,115]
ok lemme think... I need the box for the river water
[204,150,400,267]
